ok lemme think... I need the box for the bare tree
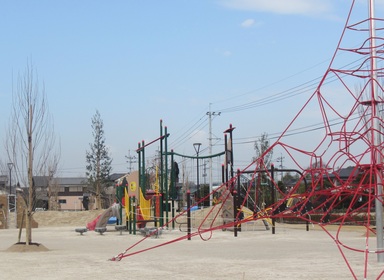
[253,132,273,208]
[253,132,273,166]
[46,153,61,210]
[5,63,60,245]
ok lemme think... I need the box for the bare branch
[4,61,60,244]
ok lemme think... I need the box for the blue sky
[0,0,380,179]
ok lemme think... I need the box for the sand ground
[1,211,384,280]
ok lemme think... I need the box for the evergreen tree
[86,110,112,209]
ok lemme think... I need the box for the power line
[163,53,368,154]
[169,112,209,150]
[215,56,366,114]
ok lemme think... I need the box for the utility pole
[126,150,137,174]
[203,160,208,185]
[206,103,221,206]
[193,143,202,207]
[276,153,285,181]
[367,0,384,262]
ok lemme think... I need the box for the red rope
[111,2,384,278]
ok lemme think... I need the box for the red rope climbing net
[111,1,384,278]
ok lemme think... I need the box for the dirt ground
[33,209,105,227]
[1,210,384,279]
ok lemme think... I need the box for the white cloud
[241,18,254,28]
[220,0,333,16]
[240,18,264,28]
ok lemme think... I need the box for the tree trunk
[25,211,32,245]
[96,160,101,209]
[5,64,59,246]
[96,182,102,209]
[26,105,33,245]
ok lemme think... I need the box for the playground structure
[103,121,231,235]
[108,1,384,279]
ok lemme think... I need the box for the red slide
[86,214,102,230]
[86,203,121,230]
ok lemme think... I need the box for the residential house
[32,173,128,211]
[33,176,90,211]
[327,166,360,186]
[55,177,89,211]
[110,173,127,182]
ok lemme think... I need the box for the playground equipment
[111,2,384,278]
[240,207,271,230]
[111,120,227,235]
[86,203,122,230]
[115,171,155,234]
[75,228,87,235]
